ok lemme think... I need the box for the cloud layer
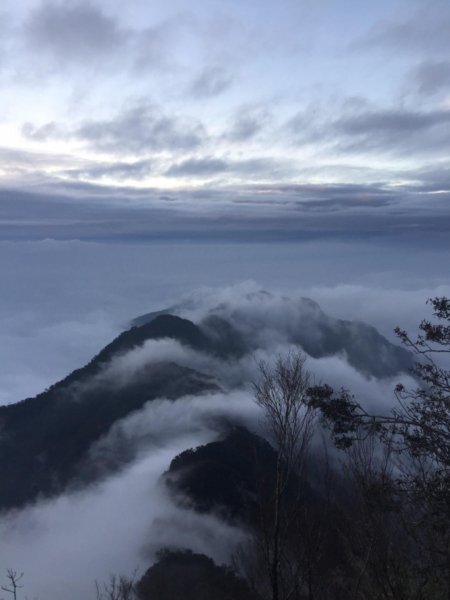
[1,238,449,405]
[1,242,449,599]
[0,276,430,600]
[0,0,449,203]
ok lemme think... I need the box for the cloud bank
[1,268,448,599]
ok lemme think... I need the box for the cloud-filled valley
[1,429,246,600]
[0,270,437,599]
[1,237,449,406]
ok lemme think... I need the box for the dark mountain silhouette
[133,295,412,378]
[131,307,177,328]
[0,315,218,510]
[137,549,262,600]
[93,314,210,363]
[288,298,412,378]
[0,302,412,511]
[165,426,299,525]
[199,314,249,358]
[164,426,349,595]
[132,310,249,358]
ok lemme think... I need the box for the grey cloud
[295,186,393,212]
[21,102,207,154]
[76,104,206,154]
[411,60,450,96]
[133,13,199,74]
[289,102,450,157]
[2,128,450,240]
[233,158,293,178]
[190,66,233,98]
[3,173,450,244]
[359,5,450,56]
[166,157,229,177]
[337,108,447,135]
[233,182,396,213]
[24,1,127,66]
[401,165,450,194]
[64,159,153,181]
[0,146,93,182]
[334,107,450,154]
[0,11,13,65]
[227,107,270,142]
[22,121,66,141]
[133,24,173,72]
[418,166,450,190]
[165,156,290,178]
[287,100,341,147]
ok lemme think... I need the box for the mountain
[163,426,349,598]
[165,426,276,524]
[136,549,262,600]
[165,426,310,526]
[0,298,411,511]
[288,298,411,378]
[0,315,217,510]
[133,294,412,378]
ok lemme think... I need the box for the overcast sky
[0,0,449,240]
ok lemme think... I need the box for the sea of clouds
[1,237,449,599]
[1,237,449,405]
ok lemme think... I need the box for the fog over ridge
[1,242,449,406]
[0,428,246,600]
[0,277,427,599]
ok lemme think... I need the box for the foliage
[309,297,450,465]
[308,297,450,598]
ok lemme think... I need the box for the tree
[309,297,450,598]
[309,297,449,463]
[95,572,137,600]
[1,570,23,600]
[253,351,317,600]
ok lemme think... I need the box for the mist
[1,236,449,599]
[1,430,244,600]
[1,237,449,405]
[1,388,265,599]
[0,283,421,599]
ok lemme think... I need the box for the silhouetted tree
[95,572,137,600]
[1,570,23,600]
[253,351,317,600]
[309,297,450,598]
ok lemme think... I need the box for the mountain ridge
[0,299,412,511]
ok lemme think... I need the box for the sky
[0,0,449,240]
